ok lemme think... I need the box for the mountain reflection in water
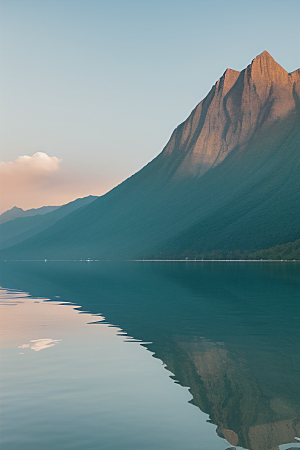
[0,261,299,450]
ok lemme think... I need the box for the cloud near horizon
[0,152,112,213]
[1,152,62,181]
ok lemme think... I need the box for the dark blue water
[0,261,299,450]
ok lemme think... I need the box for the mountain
[0,205,59,224]
[0,196,97,250]
[1,51,299,260]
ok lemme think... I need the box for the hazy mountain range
[0,205,60,224]
[1,51,299,260]
[0,196,97,251]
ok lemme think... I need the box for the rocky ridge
[161,51,300,178]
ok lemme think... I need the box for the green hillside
[250,239,300,260]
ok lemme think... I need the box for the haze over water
[0,261,299,450]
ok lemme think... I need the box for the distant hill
[0,205,59,224]
[1,51,299,260]
[0,196,97,250]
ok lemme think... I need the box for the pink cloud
[1,151,62,182]
[0,152,115,213]
[0,152,64,212]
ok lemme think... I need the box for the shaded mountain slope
[1,51,299,260]
[0,195,97,250]
[157,112,300,258]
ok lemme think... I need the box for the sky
[1,0,299,213]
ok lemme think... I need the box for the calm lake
[0,261,299,450]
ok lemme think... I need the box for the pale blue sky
[1,0,299,208]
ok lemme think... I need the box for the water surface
[0,261,300,450]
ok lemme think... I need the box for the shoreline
[1,259,299,263]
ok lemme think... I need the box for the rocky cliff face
[161,51,300,178]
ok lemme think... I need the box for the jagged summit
[249,50,282,69]
[246,50,291,86]
[160,51,299,178]
[218,51,290,91]
[251,50,276,64]
[216,68,240,96]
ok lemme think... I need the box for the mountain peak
[7,206,24,213]
[247,50,289,85]
[223,67,240,77]
[253,50,274,62]
[216,68,240,96]
[161,51,299,179]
